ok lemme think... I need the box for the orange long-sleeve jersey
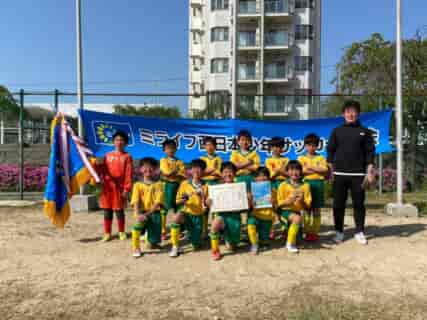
[97,151,133,210]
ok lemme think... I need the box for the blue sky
[1,0,426,114]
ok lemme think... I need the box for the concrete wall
[0,144,50,165]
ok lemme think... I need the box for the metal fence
[1,89,426,199]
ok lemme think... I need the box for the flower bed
[0,164,48,192]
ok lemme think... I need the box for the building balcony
[264,31,294,50]
[238,31,260,50]
[264,0,294,22]
[191,71,202,83]
[190,0,203,7]
[238,95,261,113]
[264,65,295,82]
[238,64,260,83]
[190,17,204,31]
[190,43,204,57]
[238,0,261,19]
[263,96,293,115]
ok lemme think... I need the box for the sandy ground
[1,206,427,320]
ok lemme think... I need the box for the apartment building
[188,0,321,119]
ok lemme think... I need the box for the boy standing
[130,157,165,257]
[160,139,185,240]
[96,131,133,242]
[298,133,329,242]
[230,130,260,191]
[265,137,289,191]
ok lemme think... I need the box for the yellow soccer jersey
[160,157,185,182]
[253,189,277,221]
[265,156,289,181]
[277,181,312,213]
[201,154,222,181]
[176,180,208,216]
[130,181,164,215]
[297,154,328,180]
[230,150,260,176]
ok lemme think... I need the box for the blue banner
[80,110,394,163]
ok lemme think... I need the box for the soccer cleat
[269,230,276,240]
[161,233,168,241]
[250,244,259,255]
[211,250,222,261]
[305,233,316,242]
[132,249,142,258]
[101,233,112,242]
[169,246,180,258]
[286,244,299,253]
[354,232,368,245]
[311,234,320,242]
[333,231,344,243]
[119,232,127,241]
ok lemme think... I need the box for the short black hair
[342,100,361,114]
[162,139,177,150]
[237,130,252,141]
[255,166,270,179]
[221,161,237,173]
[286,160,303,172]
[304,133,320,147]
[139,157,158,168]
[269,136,285,149]
[204,136,217,147]
[112,131,129,144]
[191,158,207,171]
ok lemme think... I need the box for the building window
[295,25,314,40]
[294,89,313,104]
[211,58,229,73]
[265,29,289,46]
[239,0,257,14]
[295,0,315,9]
[211,27,229,42]
[295,56,313,72]
[211,0,229,10]
[265,61,287,79]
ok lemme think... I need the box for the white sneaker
[169,246,180,258]
[250,244,259,255]
[333,232,344,243]
[354,232,368,245]
[286,244,299,253]
[132,249,142,258]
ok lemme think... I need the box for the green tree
[0,85,21,120]
[326,32,427,186]
[113,104,181,118]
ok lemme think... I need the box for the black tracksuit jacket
[327,120,376,174]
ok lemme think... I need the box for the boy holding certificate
[169,159,208,258]
[209,162,247,261]
[247,167,277,255]
[230,130,260,190]
[277,161,312,253]
[298,133,329,242]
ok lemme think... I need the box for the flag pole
[395,0,403,205]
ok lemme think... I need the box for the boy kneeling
[169,159,208,257]
[277,161,312,253]
[131,157,165,258]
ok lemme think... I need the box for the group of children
[93,129,329,261]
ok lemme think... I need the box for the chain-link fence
[1,90,426,200]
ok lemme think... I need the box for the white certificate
[208,182,249,213]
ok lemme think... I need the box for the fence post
[378,96,383,195]
[0,119,4,144]
[54,89,59,113]
[19,89,24,200]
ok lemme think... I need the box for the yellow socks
[161,210,167,235]
[170,224,180,247]
[287,223,300,246]
[210,232,220,252]
[303,213,312,234]
[313,215,321,235]
[131,230,140,250]
[247,224,258,245]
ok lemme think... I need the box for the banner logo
[92,121,134,146]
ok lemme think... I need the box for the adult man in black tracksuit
[327,100,376,245]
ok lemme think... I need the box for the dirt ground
[1,206,427,320]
